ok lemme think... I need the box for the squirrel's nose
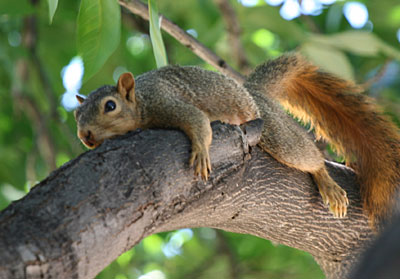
[78,129,96,148]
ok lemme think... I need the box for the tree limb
[0,121,373,279]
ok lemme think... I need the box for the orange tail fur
[246,54,400,226]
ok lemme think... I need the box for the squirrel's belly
[211,113,256,125]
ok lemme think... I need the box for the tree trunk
[0,120,373,279]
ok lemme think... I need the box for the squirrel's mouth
[78,130,102,149]
[81,139,100,149]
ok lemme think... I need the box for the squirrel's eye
[104,100,116,113]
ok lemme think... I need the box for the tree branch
[213,0,250,73]
[361,58,393,90]
[118,0,245,84]
[0,121,373,279]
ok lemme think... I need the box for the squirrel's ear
[117,72,136,102]
[76,95,85,104]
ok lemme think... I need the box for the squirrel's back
[135,65,259,123]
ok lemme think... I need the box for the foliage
[77,0,121,81]
[148,0,168,68]
[98,229,323,279]
[0,0,399,278]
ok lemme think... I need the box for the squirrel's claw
[314,171,349,219]
[319,183,348,218]
[189,146,211,181]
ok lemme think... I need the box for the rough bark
[0,120,373,279]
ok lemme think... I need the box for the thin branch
[23,9,58,119]
[11,17,58,170]
[121,9,149,35]
[12,92,57,170]
[213,0,250,73]
[300,15,322,34]
[19,7,83,160]
[361,59,392,90]
[215,230,241,279]
[118,0,245,84]
[24,10,82,155]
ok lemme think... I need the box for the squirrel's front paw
[189,146,211,180]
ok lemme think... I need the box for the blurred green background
[1,0,399,278]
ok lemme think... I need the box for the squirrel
[74,54,400,227]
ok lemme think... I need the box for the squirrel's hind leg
[254,94,348,218]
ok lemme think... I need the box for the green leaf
[310,31,400,59]
[301,42,355,80]
[239,6,306,43]
[56,153,70,168]
[77,0,121,82]
[310,31,381,56]
[148,0,168,68]
[143,234,164,255]
[47,0,58,24]
[252,29,276,50]
[116,249,135,268]
[388,5,400,25]
[0,0,34,15]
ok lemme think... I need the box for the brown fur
[246,54,400,226]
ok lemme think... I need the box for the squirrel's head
[74,72,140,149]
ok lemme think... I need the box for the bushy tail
[245,54,400,226]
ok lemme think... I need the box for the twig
[213,0,250,73]
[17,95,57,170]
[118,0,245,84]
[121,8,149,35]
[11,16,58,171]
[23,16,58,119]
[300,15,321,34]
[12,7,83,171]
[215,230,242,279]
[23,1,83,157]
[362,59,392,90]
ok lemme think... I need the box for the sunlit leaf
[310,31,400,59]
[239,5,306,42]
[116,249,135,268]
[0,184,25,202]
[148,0,168,68]
[143,235,163,255]
[388,5,400,25]
[301,42,354,80]
[77,0,121,81]
[47,0,58,24]
[252,29,276,50]
[56,153,70,168]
